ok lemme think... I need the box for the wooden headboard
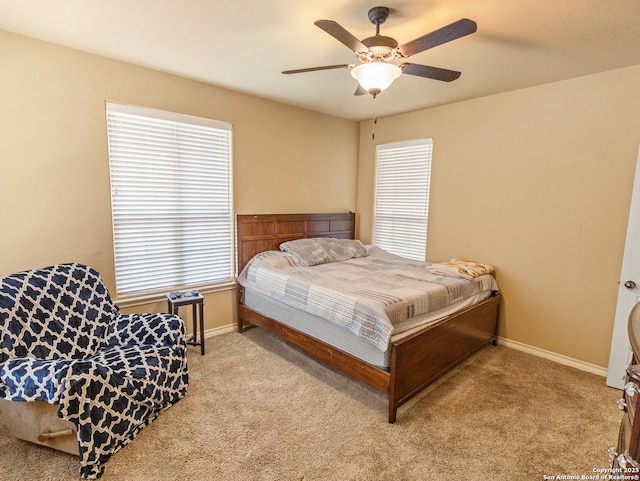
[236,212,356,274]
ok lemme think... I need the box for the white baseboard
[497,337,607,377]
[203,323,236,339]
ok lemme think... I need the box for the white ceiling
[2,0,640,121]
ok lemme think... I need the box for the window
[372,139,433,261]
[106,102,234,300]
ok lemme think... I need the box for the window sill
[114,280,237,309]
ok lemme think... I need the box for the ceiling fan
[283,6,477,97]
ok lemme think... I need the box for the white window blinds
[372,139,433,261]
[106,102,234,299]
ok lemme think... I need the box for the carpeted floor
[0,328,622,480]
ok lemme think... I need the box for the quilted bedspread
[238,246,499,351]
[0,263,188,479]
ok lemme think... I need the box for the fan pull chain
[371,95,378,140]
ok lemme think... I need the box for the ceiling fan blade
[354,84,368,96]
[398,18,477,57]
[315,20,369,53]
[282,64,355,74]
[400,63,462,82]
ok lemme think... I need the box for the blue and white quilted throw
[0,263,189,478]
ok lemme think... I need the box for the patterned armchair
[0,263,189,479]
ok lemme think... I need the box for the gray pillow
[280,237,368,266]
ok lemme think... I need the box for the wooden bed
[236,212,501,423]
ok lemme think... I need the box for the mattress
[243,285,495,369]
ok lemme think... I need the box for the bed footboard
[388,293,501,422]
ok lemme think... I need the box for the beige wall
[0,30,359,331]
[357,65,640,368]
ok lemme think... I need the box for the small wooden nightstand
[167,291,205,355]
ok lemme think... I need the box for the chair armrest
[104,313,186,349]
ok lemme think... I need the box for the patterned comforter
[238,246,499,351]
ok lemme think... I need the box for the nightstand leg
[199,302,205,355]
[191,303,197,348]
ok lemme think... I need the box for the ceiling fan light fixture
[351,62,401,95]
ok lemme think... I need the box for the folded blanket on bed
[425,259,494,280]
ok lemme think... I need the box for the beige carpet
[0,328,622,480]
